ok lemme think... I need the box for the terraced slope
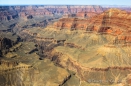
[18,9,131,85]
[0,41,71,86]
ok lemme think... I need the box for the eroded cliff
[17,8,131,85]
[1,7,131,86]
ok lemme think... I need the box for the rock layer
[17,8,131,85]
[0,5,104,21]
[2,7,131,86]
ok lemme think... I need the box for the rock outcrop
[18,9,131,85]
[54,9,131,34]
[53,18,89,30]
[0,34,18,56]
[0,41,71,86]
[0,7,18,21]
[0,5,104,21]
[76,12,99,18]
[2,6,131,86]
[1,5,131,22]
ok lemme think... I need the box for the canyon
[1,5,131,86]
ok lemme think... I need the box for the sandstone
[20,12,131,84]
[53,8,131,36]
[1,6,131,86]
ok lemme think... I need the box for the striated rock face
[52,9,131,85]
[88,9,131,33]
[51,46,131,84]
[2,7,131,86]
[76,12,99,18]
[53,9,131,47]
[53,18,89,30]
[69,6,103,18]
[54,9,131,34]
[0,5,104,21]
[18,8,131,85]
[1,5,131,22]
[20,26,131,85]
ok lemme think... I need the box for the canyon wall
[0,5,104,21]
[53,9,131,33]
[16,8,131,85]
[1,6,131,85]
[1,5,131,21]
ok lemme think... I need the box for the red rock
[53,8,131,37]
[53,18,89,30]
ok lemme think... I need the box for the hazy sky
[0,0,131,5]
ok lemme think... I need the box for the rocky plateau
[1,5,131,86]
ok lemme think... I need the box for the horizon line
[0,4,131,6]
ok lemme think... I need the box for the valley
[0,5,131,86]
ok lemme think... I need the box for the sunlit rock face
[52,9,131,85]
[54,9,131,35]
[17,8,131,85]
[1,6,131,86]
